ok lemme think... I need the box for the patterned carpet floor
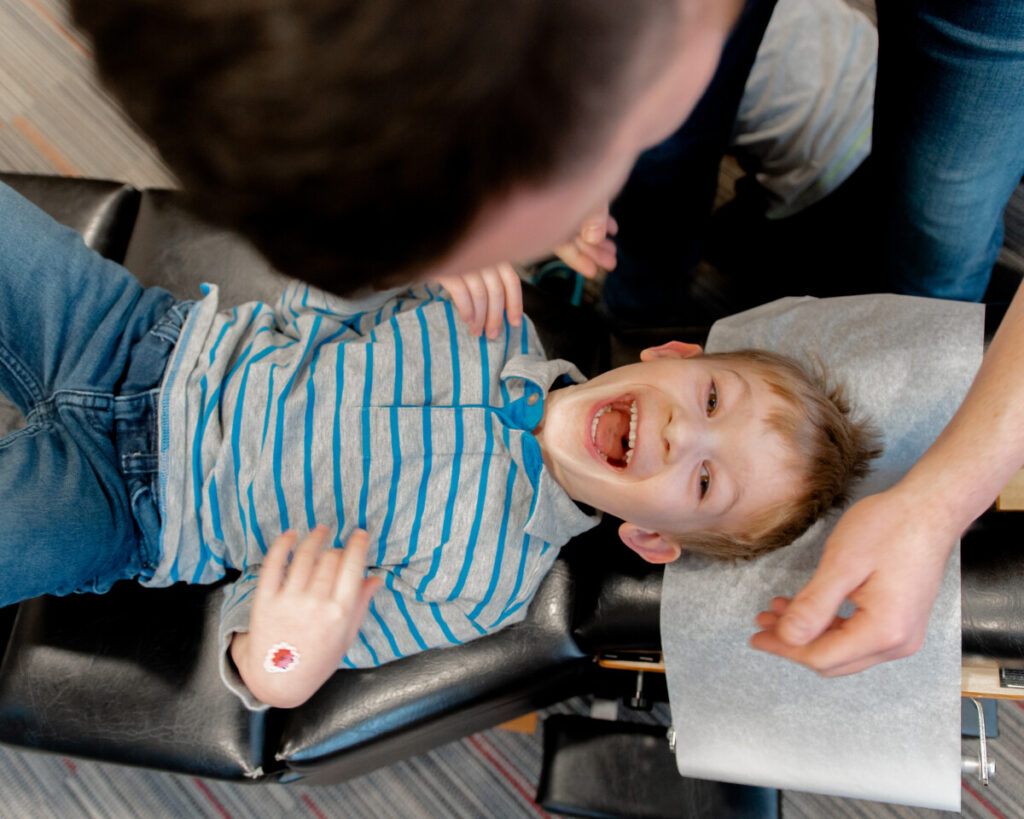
[1,0,1023,816]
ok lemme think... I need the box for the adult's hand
[754,279,1024,677]
[750,487,958,676]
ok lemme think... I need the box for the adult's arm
[751,281,1024,675]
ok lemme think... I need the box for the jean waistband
[120,299,194,397]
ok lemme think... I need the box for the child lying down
[0,182,878,710]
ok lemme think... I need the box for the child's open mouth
[591,397,637,468]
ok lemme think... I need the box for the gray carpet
[1,0,1023,816]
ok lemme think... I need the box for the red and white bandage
[264,641,300,673]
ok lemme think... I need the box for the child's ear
[639,340,703,363]
[618,522,682,564]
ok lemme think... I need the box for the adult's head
[72,0,742,292]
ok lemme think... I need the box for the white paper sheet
[662,294,984,810]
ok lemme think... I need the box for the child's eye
[706,381,718,415]
[699,463,711,499]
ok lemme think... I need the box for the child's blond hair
[672,349,881,560]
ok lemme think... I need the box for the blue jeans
[875,0,1024,301]
[603,0,778,325]
[0,182,186,607]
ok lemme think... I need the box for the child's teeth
[628,399,637,454]
[591,405,610,446]
[591,400,636,466]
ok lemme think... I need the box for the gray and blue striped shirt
[156,281,599,707]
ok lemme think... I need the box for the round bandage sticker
[264,642,300,673]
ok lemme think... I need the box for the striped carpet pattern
[2,0,1024,816]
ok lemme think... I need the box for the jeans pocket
[129,475,163,576]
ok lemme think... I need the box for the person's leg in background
[0,182,178,605]
[705,0,882,303]
[874,0,1024,302]
[602,0,778,327]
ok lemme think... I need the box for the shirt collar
[501,354,587,397]
[503,354,601,544]
[525,468,601,544]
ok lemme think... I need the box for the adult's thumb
[777,572,851,646]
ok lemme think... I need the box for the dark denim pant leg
[874,0,1024,301]
[603,0,778,326]
[0,181,181,606]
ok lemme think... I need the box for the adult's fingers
[750,606,914,676]
[773,557,866,647]
[750,626,895,677]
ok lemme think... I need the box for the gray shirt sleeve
[218,572,267,711]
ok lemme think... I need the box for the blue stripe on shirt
[358,334,374,530]
[376,316,404,564]
[273,316,323,532]
[230,335,277,547]
[448,334,494,602]
[417,301,462,599]
[332,344,347,548]
[366,599,403,660]
[395,306,434,576]
[385,573,427,651]
[303,347,319,530]
[471,427,516,621]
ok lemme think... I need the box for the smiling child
[0,182,877,711]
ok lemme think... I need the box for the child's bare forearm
[231,630,341,709]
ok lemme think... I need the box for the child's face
[535,343,804,563]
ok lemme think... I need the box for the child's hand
[553,205,618,279]
[231,526,382,708]
[433,261,523,338]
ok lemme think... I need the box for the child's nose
[664,407,706,463]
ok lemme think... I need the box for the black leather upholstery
[0,171,1021,786]
[0,583,270,779]
[0,172,624,783]
[536,715,780,819]
[962,512,1024,666]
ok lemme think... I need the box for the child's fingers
[256,530,299,596]
[308,544,344,597]
[496,262,523,327]
[283,525,330,591]
[554,242,599,279]
[580,205,611,244]
[438,276,475,327]
[332,528,374,603]
[462,272,489,336]
[480,267,507,339]
[574,236,617,271]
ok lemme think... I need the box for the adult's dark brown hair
[71,0,674,293]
